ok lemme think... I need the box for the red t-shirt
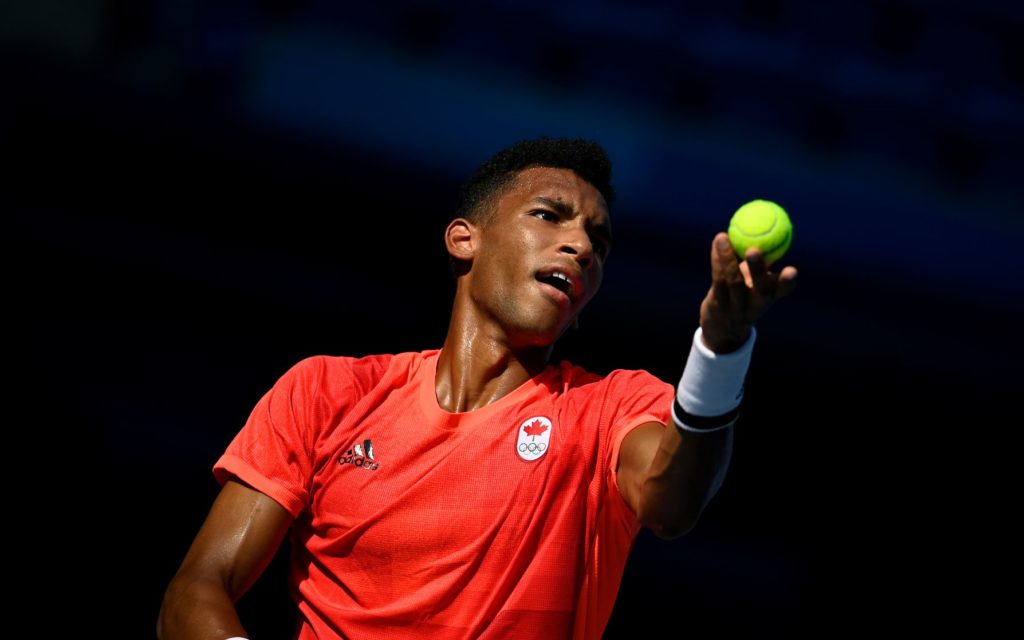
[215,349,672,639]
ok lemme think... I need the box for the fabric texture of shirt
[214,349,672,639]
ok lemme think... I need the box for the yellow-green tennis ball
[728,199,793,265]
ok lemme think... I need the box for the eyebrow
[530,196,613,245]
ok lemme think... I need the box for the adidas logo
[338,438,380,471]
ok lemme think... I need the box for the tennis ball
[728,199,792,265]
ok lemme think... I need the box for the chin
[501,301,572,347]
[508,321,562,349]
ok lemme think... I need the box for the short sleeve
[601,369,674,497]
[213,356,328,517]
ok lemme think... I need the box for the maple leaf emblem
[523,419,549,439]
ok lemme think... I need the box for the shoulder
[603,368,673,395]
[287,350,425,374]
[291,349,436,395]
[556,360,670,397]
[552,362,672,443]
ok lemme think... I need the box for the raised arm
[157,480,294,640]
[618,232,797,538]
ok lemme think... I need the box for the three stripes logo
[338,439,380,471]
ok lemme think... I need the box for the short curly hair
[456,137,614,225]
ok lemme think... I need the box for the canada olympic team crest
[516,415,552,461]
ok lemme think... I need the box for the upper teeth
[551,272,569,283]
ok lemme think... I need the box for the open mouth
[537,272,574,299]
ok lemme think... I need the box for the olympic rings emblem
[516,415,552,461]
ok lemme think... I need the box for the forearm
[157,575,247,640]
[636,423,733,539]
[639,327,751,538]
[158,482,293,640]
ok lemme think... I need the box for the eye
[532,210,558,222]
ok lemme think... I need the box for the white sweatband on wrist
[672,327,756,433]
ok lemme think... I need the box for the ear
[445,218,477,262]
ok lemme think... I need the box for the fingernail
[716,236,731,251]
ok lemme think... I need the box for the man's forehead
[508,167,610,218]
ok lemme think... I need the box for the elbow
[157,573,213,640]
[156,609,169,640]
[156,588,172,640]
[157,576,187,640]
[638,503,701,540]
[647,516,698,540]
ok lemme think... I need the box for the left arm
[618,420,733,539]
[617,232,797,539]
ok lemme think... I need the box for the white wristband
[672,327,755,432]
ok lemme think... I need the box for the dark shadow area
[9,2,1021,635]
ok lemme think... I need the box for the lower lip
[538,281,572,307]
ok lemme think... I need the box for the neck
[434,301,553,413]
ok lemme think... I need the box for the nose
[559,227,593,270]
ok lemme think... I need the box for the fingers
[775,265,798,299]
[710,233,741,283]
[746,247,799,303]
[710,232,798,306]
[744,248,766,291]
[710,233,745,295]
[738,262,754,288]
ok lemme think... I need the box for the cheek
[500,232,540,274]
[477,227,545,286]
[515,228,542,252]
[590,265,604,289]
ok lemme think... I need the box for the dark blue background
[10,1,1020,636]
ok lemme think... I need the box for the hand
[699,232,798,353]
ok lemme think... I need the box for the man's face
[466,166,612,347]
